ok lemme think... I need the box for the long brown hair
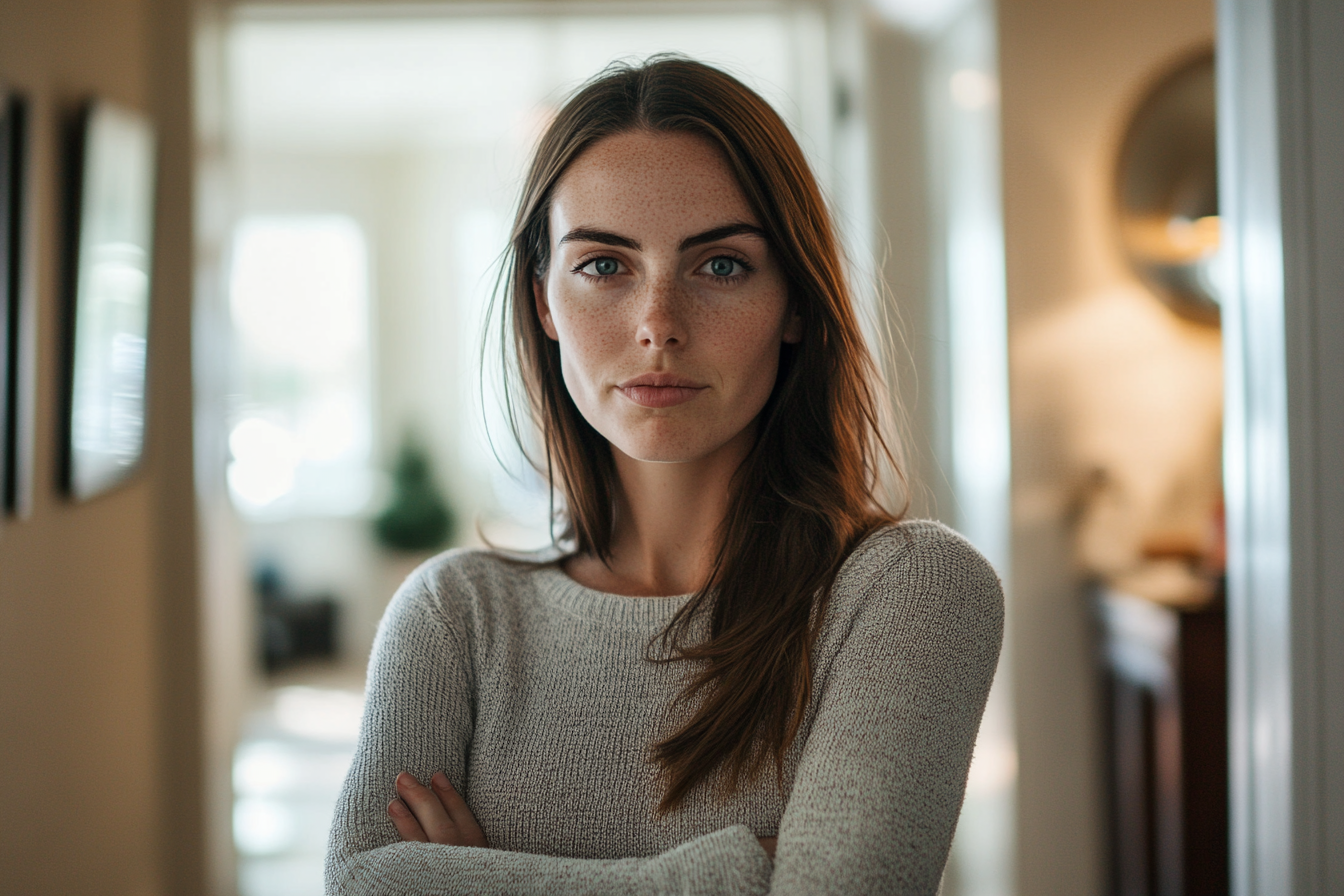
[497,56,903,812]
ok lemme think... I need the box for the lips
[616,373,707,408]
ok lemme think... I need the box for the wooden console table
[1098,585,1228,896]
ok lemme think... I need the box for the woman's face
[536,130,800,465]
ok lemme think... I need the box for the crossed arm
[386,770,777,858]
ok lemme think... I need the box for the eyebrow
[558,228,641,251]
[678,223,767,252]
[556,222,768,253]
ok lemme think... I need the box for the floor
[233,665,366,896]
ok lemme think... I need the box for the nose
[634,278,686,349]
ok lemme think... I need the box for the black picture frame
[1,88,28,514]
[61,99,157,501]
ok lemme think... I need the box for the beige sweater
[326,520,1003,895]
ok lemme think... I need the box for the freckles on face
[536,130,798,463]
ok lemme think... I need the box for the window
[227,215,373,517]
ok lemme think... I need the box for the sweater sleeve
[767,526,1006,895]
[326,526,1003,896]
[324,563,774,896]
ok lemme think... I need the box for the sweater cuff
[643,824,772,895]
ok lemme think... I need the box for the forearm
[330,826,772,896]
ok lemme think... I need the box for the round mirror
[1116,51,1219,326]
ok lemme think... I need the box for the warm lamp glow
[1123,213,1220,265]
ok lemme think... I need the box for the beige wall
[998,0,1215,894]
[0,1,202,894]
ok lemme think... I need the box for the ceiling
[227,10,807,152]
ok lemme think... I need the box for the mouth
[616,373,707,409]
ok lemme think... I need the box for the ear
[534,276,559,341]
[782,310,803,344]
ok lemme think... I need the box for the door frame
[1217,0,1344,892]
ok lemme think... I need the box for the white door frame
[1217,0,1344,892]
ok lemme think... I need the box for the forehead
[549,130,758,236]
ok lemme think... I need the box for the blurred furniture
[1099,584,1228,896]
[256,563,339,672]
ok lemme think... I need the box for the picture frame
[1,88,28,514]
[62,99,157,501]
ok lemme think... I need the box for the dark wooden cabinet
[1099,585,1228,896]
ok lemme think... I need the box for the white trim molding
[1218,0,1344,893]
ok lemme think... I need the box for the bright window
[227,215,373,517]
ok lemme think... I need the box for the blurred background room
[2,1,1341,896]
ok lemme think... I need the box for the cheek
[703,296,787,394]
[547,288,623,398]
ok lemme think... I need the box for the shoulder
[407,545,553,593]
[378,546,555,635]
[842,519,1001,591]
[829,519,1004,645]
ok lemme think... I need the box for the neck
[567,427,754,597]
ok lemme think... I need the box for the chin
[605,421,726,465]
[591,406,757,466]
[610,436,706,465]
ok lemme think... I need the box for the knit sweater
[325,519,1004,895]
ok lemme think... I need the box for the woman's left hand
[388,771,490,848]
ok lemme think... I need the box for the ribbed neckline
[531,565,695,627]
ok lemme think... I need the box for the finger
[395,773,458,844]
[431,772,489,848]
[388,799,428,842]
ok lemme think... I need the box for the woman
[326,56,1002,895]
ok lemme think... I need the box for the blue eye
[591,258,618,276]
[708,257,738,277]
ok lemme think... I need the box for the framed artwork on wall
[62,100,156,501]
[1,88,28,515]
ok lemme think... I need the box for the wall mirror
[1116,50,1219,326]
